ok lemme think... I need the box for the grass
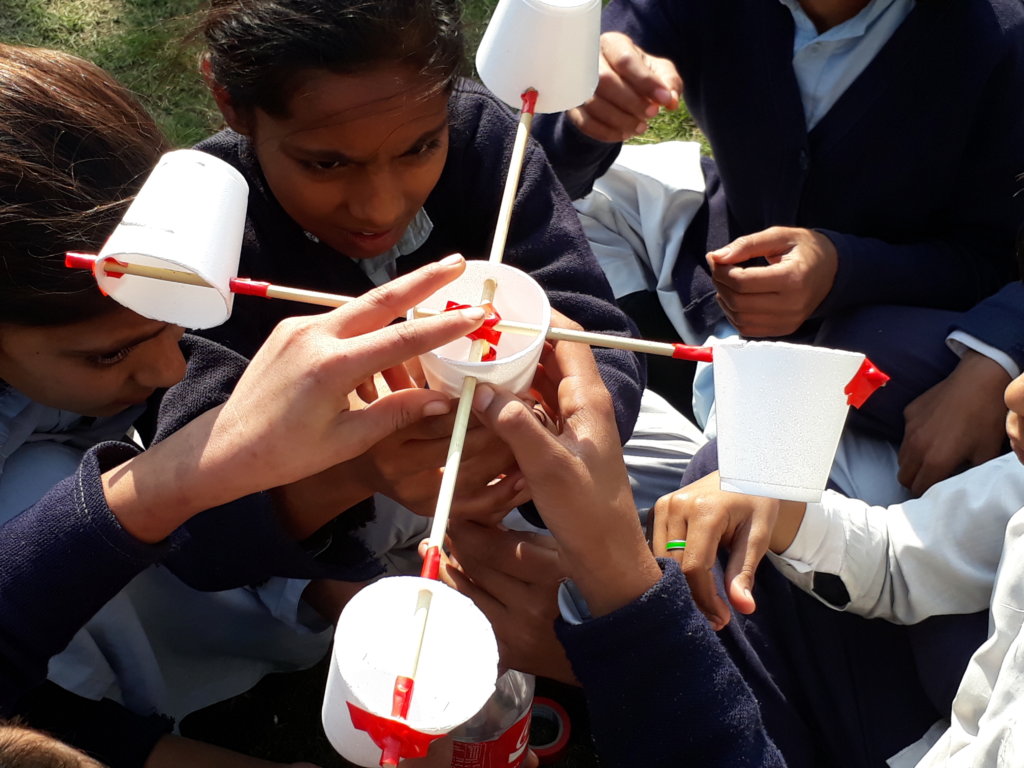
[0,0,705,150]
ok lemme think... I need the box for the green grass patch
[0,0,705,151]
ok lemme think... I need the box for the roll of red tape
[529,696,571,764]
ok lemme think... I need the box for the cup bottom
[719,476,824,504]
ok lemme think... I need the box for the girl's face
[236,65,450,260]
[0,306,186,417]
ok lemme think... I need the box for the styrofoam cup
[322,577,499,766]
[96,149,248,329]
[411,260,551,397]
[713,339,865,503]
[476,0,601,114]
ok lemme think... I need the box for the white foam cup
[411,260,551,397]
[96,149,248,329]
[713,338,866,503]
[475,0,601,114]
[321,577,499,766]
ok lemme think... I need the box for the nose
[132,327,187,390]
[345,165,405,230]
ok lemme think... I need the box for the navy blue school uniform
[535,0,1024,441]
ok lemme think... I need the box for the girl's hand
[103,256,486,543]
[470,327,661,618]
[567,32,681,143]
[707,226,838,337]
[438,523,575,684]
[652,472,779,630]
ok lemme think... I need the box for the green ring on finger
[665,540,687,552]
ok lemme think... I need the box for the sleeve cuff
[946,331,1021,379]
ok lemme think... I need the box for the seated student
[193,0,704,542]
[0,43,488,768]
[533,0,1024,495]
[445,316,1024,768]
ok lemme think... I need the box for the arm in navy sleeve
[951,282,1024,372]
[556,560,785,768]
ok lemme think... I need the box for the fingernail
[440,253,464,266]
[422,399,451,417]
[462,306,486,320]
[473,384,495,411]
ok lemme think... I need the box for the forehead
[1,306,161,355]
[259,65,450,156]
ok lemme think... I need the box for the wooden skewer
[65,253,713,363]
[389,94,536,764]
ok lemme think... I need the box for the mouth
[338,227,402,256]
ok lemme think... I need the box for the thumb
[707,229,790,266]
[723,524,769,615]
[339,388,453,456]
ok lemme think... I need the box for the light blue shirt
[779,0,914,129]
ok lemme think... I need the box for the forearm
[816,231,1015,318]
[102,407,252,543]
[770,456,1024,622]
[531,113,621,199]
[557,562,784,767]
[952,283,1024,372]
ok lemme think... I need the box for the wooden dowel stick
[67,253,713,361]
[487,94,535,265]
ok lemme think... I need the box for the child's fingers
[338,388,460,457]
[323,307,485,393]
[327,254,467,337]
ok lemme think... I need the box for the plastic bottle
[449,669,535,768]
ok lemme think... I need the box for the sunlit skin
[221,64,451,260]
[0,305,186,417]
[1005,373,1024,465]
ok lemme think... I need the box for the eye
[301,158,348,173]
[89,345,134,367]
[405,138,443,159]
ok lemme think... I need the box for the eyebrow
[68,324,168,357]
[291,118,448,164]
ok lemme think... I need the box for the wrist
[556,510,661,617]
[956,349,1012,387]
[769,500,808,554]
[102,409,250,543]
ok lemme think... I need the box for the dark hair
[201,0,465,117]
[0,44,169,327]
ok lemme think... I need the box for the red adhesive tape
[229,277,272,297]
[530,696,571,764]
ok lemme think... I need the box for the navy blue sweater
[195,80,644,443]
[558,560,785,767]
[536,0,1024,325]
[0,336,381,718]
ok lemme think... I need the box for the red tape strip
[444,300,502,348]
[229,277,271,297]
[671,343,714,363]
[844,358,890,409]
[347,702,442,765]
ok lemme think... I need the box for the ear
[200,55,251,135]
